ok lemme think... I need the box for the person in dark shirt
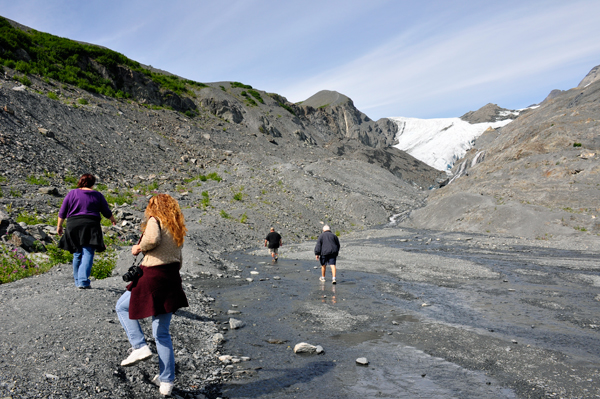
[264,227,282,262]
[57,173,116,289]
[314,225,340,284]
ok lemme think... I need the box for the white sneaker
[120,345,152,367]
[332,277,337,284]
[319,276,325,282]
[159,381,174,396]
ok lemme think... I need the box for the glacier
[389,116,513,171]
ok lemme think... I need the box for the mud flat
[204,227,600,399]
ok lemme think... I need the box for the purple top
[59,189,112,219]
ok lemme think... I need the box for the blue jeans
[116,291,175,383]
[72,246,95,287]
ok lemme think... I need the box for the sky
[2,0,600,120]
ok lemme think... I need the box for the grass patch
[219,210,231,219]
[103,189,134,205]
[26,174,49,185]
[47,92,59,100]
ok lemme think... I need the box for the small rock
[293,342,319,354]
[229,318,245,330]
[356,357,369,366]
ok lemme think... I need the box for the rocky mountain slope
[402,64,600,239]
[0,16,443,261]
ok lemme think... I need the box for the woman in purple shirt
[57,174,116,289]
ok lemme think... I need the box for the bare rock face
[460,103,518,124]
[577,64,600,88]
[298,90,398,148]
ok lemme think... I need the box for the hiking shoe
[332,278,337,284]
[159,381,174,396]
[120,345,152,367]
[78,285,91,290]
[319,277,326,282]
[151,374,160,387]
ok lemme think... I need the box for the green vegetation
[0,17,206,105]
[232,187,244,201]
[247,89,264,104]
[220,210,231,219]
[239,212,248,224]
[278,102,295,115]
[47,92,59,100]
[13,75,31,86]
[9,188,21,197]
[63,173,78,187]
[15,210,58,226]
[103,189,134,205]
[0,243,52,284]
[184,172,222,184]
[77,98,88,105]
[573,142,582,147]
[231,81,252,89]
[26,174,49,185]
[198,191,210,209]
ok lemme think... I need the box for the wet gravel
[204,227,600,399]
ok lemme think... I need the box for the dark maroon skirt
[126,263,188,319]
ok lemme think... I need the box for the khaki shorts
[268,248,278,255]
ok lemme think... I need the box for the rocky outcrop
[460,103,519,124]
[577,64,600,88]
[298,90,398,148]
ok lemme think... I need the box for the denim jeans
[116,291,175,383]
[72,246,95,287]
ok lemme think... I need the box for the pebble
[356,357,369,366]
[229,318,245,329]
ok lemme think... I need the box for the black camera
[122,265,143,282]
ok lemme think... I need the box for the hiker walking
[314,225,340,284]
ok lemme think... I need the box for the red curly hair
[141,194,187,247]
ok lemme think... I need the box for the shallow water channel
[195,230,600,398]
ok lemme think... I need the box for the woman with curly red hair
[115,194,188,396]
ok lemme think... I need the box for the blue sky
[2,0,600,119]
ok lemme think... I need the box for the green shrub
[47,92,59,100]
[278,102,295,115]
[248,89,264,104]
[91,249,116,279]
[9,188,21,197]
[45,243,73,265]
[231,81,252,89]
[77,98,88,105]
[14,75,31,86]
[573,142,582,147]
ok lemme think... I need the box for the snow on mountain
[389,116,513,171]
